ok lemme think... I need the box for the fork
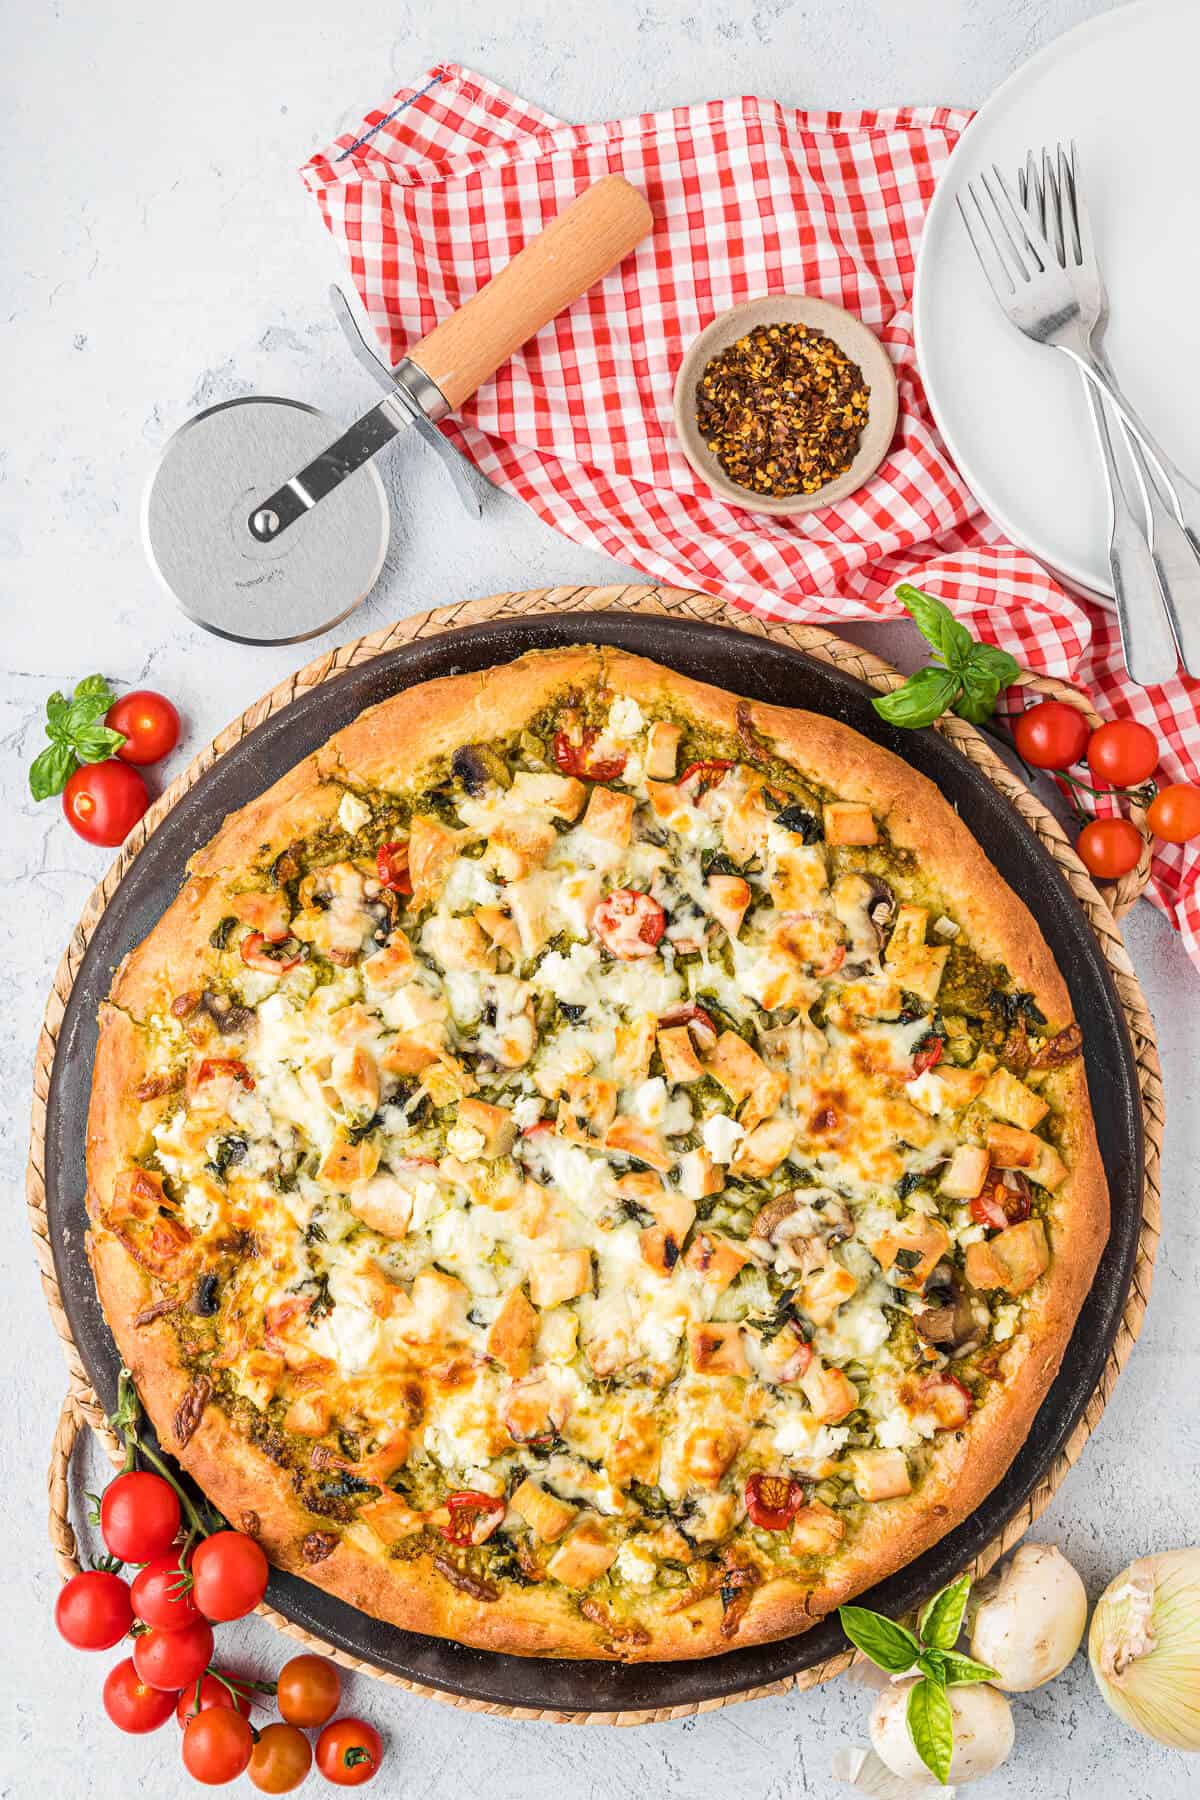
[957,152,1196,682]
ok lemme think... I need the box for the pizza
[85,645,1107,1662]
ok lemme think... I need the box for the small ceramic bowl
[672,295,899,516]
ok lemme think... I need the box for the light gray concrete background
[4,1,1197,1794]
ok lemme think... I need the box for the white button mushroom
[969,1542,1088,1691]
[870,1679,1014,1786]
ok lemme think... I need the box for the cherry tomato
[102,1657,179,1734]
[969,1173,1033,1232]
[106,689,181,765]
[1077,816,1144,881]
[915,1373,973,1429]
[657,1003,718,1051]
[62,759,148,847]
[910,1035,944,1079]
[240,930,306,974]
[182,1707,254,1785]
[100,1470,181,1562]
[249,1722,314,1793]
[194,1055,255,1092]
[1011,700,1090,770]
[1146,782,1200,845]
[132,1616,214,1691]
[678,757,733,794]
[744,1473,806,1532]
[441,1491,506,1547]
[175,1671,254,1728]
[1087,719,1159,787]
[316,1717,384,1787]
[191,1530,270,1622]
[592,888,666,958]
[130,1553,199,1632]
[54,1569,133,1650]
[276,1653,342,1729]
[552,727,627,783]
[375,841,412,894]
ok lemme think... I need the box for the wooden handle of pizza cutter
[405,175,653,413]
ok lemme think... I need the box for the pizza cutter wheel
[143,177,652,644]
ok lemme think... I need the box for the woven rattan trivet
[28,583,1163,1725]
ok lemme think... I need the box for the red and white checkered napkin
[302,64,1200,970]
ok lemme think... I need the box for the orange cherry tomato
[249,1722,313,1793]
[1077,816,1143,880]
[276,1653,341,1729]
[1146,782,1200,844]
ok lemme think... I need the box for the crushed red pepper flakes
[695,321,870,498]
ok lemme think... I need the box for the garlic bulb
[832,1744,954,1796]
[870,1679,1014,1785]
[1089,1550,1200,1749]
[969,1542,1088,1691]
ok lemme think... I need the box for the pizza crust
[86,646,1108,1662]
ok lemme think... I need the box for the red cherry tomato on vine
[316,1717,384,1786]
[54,1569,133,1650]
[1087,719,1159,787]
[191,1530,270,1621]
[182,1706,254,1785]
[105,689,180,765]
[744,1472,806,1532]
[1011,700,1090,770]
[1077,816,1144,880]
[175,1671,254,1728]
[249,1723,314,1793]
[276,1654,341,1728]
[102,1657,179,1734]
[133,1616,214,1691]
[130,1553,199,1632]
[1146,782,1200,844]
[100,1470,181,1562]
[592,888,666,958]
[62,759,148,847]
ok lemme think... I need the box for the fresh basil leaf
[918,1571,971,1650]
[895,583,975,673]
[906,1674,954,1786]
[939,1649,1000,1686]
[66,691,115,733]
[29,741,76,800]
[73,723,127,764]
[917,1649,948,1686]
[953,668,1005,725]
[73,673,117,706]
[45,690,70,737]
[967,640,1020,684]
[872,667,961,729]
[838,1604,921,1674]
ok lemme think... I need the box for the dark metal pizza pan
[44,610,1142,1714]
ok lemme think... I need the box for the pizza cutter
[143,176,653,644]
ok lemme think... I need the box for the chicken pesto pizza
[86,645,1107,1662]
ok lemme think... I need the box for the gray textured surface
[4,1,1198,1794]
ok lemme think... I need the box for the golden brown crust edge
[86,644,1109,1662]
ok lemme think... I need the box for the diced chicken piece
[884,905,949,1004]
[422,913,496,973]
[319,1136,381,1189]
[408,815,461,910]
[506,880,551,957]
[981,1067,1049,1130]
[528,1249,593,1308]
[359,1495,426,1544]
[800,1359,859,1422]
[934,1064,991,1108]
[871,1217,951,1291]
[504,1379,561,1444]
[349,1174,415,1240]
[329,1044,380,1116]
[606,1403,661,1487]
[731,1117,794,1178]
[382,1036,441,1076]
[657,1024,704,1085]
[683,1230,750,1293]
[704,1031,769,1106]
[537,1307,579,1363]
[512,770,587,819]
[488,812,558,880]
[487,1287,538,1377]
[545,1518,618,1588]
[753,1320,813,1385]
[229,888,291,941]
[422,1055,478,1107]
[644,720,682,779]
[852,1448,912,1501]
[457,1097,517,1157]
[790,1497,846,1556]
[604,1117,672,1171]
[362,932,416,992]
[822,801,878,846]
[617,1171,696,1241]
[799,1262,858,1325]
[705,873,751,937]
[639,1226,684,1275]
[721,782,773,861]
[235,1350,285,1412]
[677,1146,725,1200]
[741,1068,788,1133]
[614,1016,656,1087]
[965,1216,1050,1295]
[643,778,685,820]
[474,904,522,960]
[582,786,635,846]
[687,1321,749,1377]
[940,1144,991,1199]
[283,1390,331,1437]
[557,1077,618,1146]
[674,1423,747,1494]
[986,1124,1067,1190]
[769,842,828,911]
[510,1477,577,1543]
[407,1267,471,1337]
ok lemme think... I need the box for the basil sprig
[873,584,1020,730]
[29,674,126,800]
[839,1572,997,1786]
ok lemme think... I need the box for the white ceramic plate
[914,0,1200,604]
